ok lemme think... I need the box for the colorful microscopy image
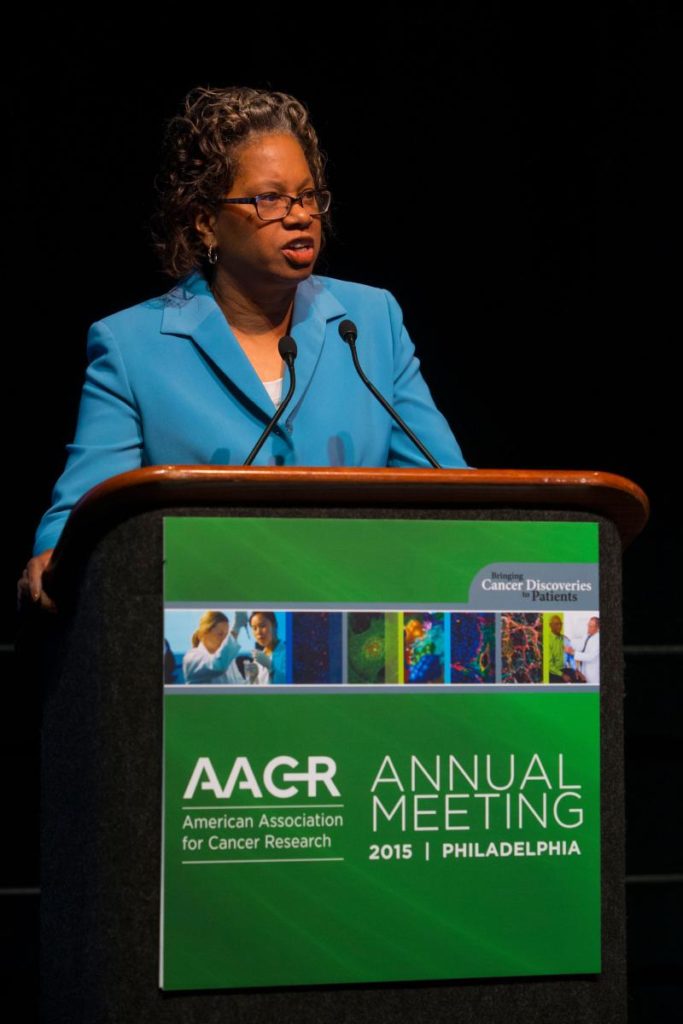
[450,613,496,683]
[347,613,399,684]
[501,613,542,683]
[403,613,445,683]
[291,613,343,684]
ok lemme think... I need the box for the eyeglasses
[220,188,332,222]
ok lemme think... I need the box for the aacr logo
[183,755,341,800]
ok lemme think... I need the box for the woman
[249,611,287,685]
[182,610,243,685]
[19,85,467,611]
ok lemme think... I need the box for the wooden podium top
[56,465,649,548]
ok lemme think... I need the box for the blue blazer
[33,271,467,554]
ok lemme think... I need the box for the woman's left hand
[252,649,272,671]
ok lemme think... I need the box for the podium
[32,467,648,1024]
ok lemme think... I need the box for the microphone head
[338,319,358,345]
[278,335,298,364]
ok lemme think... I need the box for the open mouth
[282,238,316,265]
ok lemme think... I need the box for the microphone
[278,334,297,371]
[243,335,298,466]
[337,319,441,468]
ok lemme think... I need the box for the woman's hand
[232,610,248,633]
[17,549,57,613]
[252,649,272,672]
[243,660,260,684]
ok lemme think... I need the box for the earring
[207,244,218,265]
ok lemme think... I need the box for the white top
[262,377,283,407]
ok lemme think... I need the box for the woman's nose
[284,198,312,225]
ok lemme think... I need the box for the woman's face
[198,133,322,288]
[203,620,229,654]
[251,613,275,650]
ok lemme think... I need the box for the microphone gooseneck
[337,319,441,469]
[243,335,298,466]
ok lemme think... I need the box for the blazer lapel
[160,271,277,423]
[160,270,347,429]
[283,276,346,428]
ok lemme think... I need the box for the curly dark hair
[148,85,328,281]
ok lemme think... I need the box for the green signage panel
[161,518,601,990]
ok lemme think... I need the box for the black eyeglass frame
[219,188,332,221]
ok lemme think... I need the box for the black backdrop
[6,8,681,641]
[4,5,682,1018]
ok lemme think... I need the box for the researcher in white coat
[568,616,600,686]
[183,610,248,685]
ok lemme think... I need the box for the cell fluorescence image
[501,613,542,683]
[347,613,399,684]
[450,613,496,682]
[291,613,343,684]
[403,613,445,683]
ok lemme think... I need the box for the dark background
[3,6,681,1021]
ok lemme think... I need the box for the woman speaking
[19,85,467,610]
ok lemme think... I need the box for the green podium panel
[161,518,600,991]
